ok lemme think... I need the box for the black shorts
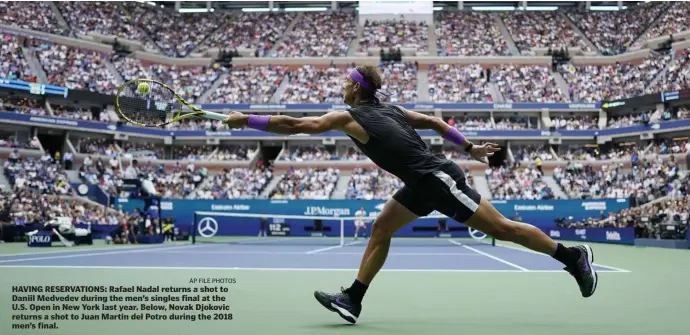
[393,162,481,223]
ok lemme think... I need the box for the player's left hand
[223,111,248,129]
[469,143,501,164]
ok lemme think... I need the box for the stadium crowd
[561,53,671,102]
[565,2,667,55]
[207,65,286,104]
[428,64,491,103]
[360,19,429,52]
[1,3,690,242]
[1,34,34,82]
[270,167,340,200]
[203,12,295,56]
[500,11,589,54]
[272,12,357,57]
[492,65,567,103]
[37,43,119,94]
[435,12,510,56]
[553,157,683,201]
[487,165,555,200]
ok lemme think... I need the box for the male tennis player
[223,65,598,324]
[354,206,367,240]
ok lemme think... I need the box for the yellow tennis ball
[137,82,150,95]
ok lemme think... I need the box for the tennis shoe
[314,287,361,324]
[564,245,598,298]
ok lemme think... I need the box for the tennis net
[191,211,495,247]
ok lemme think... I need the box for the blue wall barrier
[114,198,630,238]
[541,227,635,245]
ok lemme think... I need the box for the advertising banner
[541,227,635,245]
[115,198,630,238]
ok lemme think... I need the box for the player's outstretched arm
[402,107,500,163]
[223,111,350,135]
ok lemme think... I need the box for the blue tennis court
[0,237,630,273]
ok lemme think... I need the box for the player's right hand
[469,142,501,164]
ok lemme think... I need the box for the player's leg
[354,223,360,239]
[423,162,597,297]
[314,187,431,324]
[465,197,597,297]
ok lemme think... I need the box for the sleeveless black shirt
[347,102,447,187]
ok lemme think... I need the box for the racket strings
[117,80,180,127]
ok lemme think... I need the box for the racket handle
[203,111,228,121]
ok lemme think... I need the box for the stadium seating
[122,2,230,57]
[565,2,667,55]
[56,1,142,41]
[37,43,119,94]
[0,96,46,116]
[652,48,690,93]
[1,34,35,82]
[280,66,346,104]
[270,168,340,200]
[553,158,683,200]
[435,12,510,56]
[202,12,295,56]
[0,1,70,36]
[272,12,357,57]
[500,11,589,53]
[1,3,689,209]
[428,64,491,103]
[638,2,690,42]
[561,53,671,102]
[360,19,429,51]
[346,168,405,200]
[4,156,73,195]
[492,65,567,102]
[206,66,287,104]
[195,167,272,200]
[487,165,554,200]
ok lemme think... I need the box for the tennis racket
[114,79,227,127]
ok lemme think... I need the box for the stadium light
[433,6,442,11]
[284,7,328,12]
[178,8,215,13]
[522,6,559,11]
[241,8,279,12]
[135,1,157,6]
[472,6,516,11]
[590,6,628,11]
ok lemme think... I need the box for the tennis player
[223,65,598,324]
[354,206,367,240]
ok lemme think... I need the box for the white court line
[448,240,530,271]
[0,244,206,264]
[165,251,482,256]
[495,242,632,273]
[0,237,279,259]
[305,241,362,254]
[0,244,180,258]
[0,265,630,273]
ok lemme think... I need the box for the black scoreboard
[268,223,291,236]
